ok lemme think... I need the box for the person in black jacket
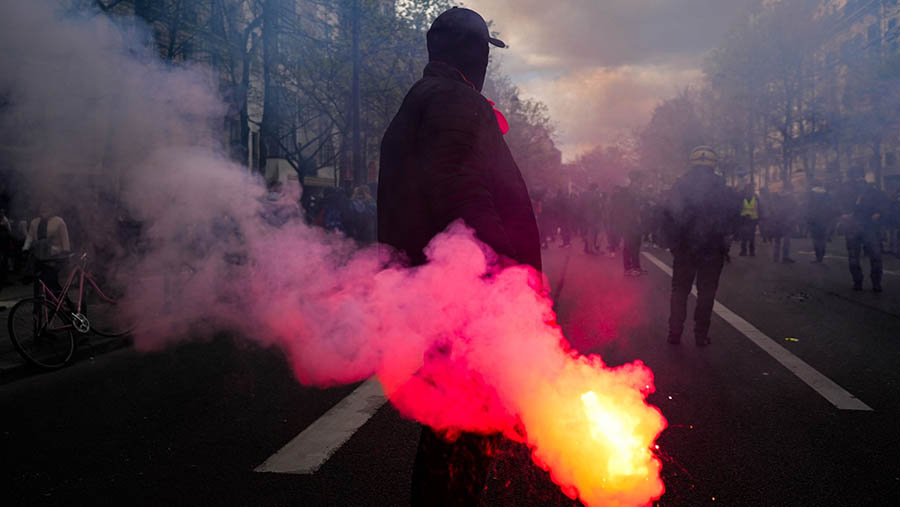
[806,180,836,263]
[839,167,889,292]
[378,7,541,505]
[663,146,740,346]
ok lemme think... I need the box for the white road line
[254,377,387,474]
[642,251,873,412]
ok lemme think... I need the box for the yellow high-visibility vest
[742,197,759,219]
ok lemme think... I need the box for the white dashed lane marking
[642,251,873,412]
[254,378,387,474]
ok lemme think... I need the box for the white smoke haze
[0,2,666,505]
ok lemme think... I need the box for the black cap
[428,7,506,49]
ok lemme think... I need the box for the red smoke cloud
[207,219,667,506]
[1,2,667,505]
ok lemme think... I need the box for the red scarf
[447,65,510,135]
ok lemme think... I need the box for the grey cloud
[468,0,759,69]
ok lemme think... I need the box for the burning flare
[366,225,667,506]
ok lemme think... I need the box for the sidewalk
[0,279,36,346]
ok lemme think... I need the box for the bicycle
[7,252,134,370]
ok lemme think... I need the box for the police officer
[663,147,740,346]
[839,167,888,292]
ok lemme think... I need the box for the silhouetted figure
[24,202,72,297]
[768,184,798,264]
[378,7,540,505]
[806,181,836,263]
[662,146,740,346]
[579,183,603,254]
[604,189,620,257]
[839,167,889,292]
[738,184,759,256]
[552,189,572,247]
[611,177,645,276]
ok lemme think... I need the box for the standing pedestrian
[604,188,621,258]
[378,7,540,504]
[553,188,572,247]
[888,189,900,257]
[612,174,646,276]
[533,189,551,249]
[579,183,602,254]
[662,146,740,346]
[838,167,889,292]
[738,184,759,257]
[759,187,773,244]
[769,184,797,264]
[806,180,836,263]
[24,202,72,297]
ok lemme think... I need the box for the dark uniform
[378,8,540,505]
[663,147,740,346]
[840,169,888,292]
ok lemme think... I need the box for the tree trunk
[351,0,363,186]
[259,0,281,173]
[238,34,253,168]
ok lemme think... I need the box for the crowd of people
[300,182,378,244]
[530,165,900,293]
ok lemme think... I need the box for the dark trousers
[846,230,882,288]
[411,428,495,506]
[810,223,828,261]
[668,250,725,340]
[606,229,620,252]
[583,227,599,253]
[623,232,642,271]
[739,219,757,255]
[772,235,791,262]
[559,221,572,246]
[34,259,64,298]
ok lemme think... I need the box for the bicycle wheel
[8,297,75,370]
[84,287,134,338]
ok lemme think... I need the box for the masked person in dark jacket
[838,167,889,292]
[662,146,740,346]
[378,7,541,505]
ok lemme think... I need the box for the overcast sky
[461,0,758,160]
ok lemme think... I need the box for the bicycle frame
[36,253,118,333]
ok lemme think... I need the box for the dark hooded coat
[378,61,541,272]
[662,166,741,256]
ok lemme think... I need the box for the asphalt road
[2,237,899,506]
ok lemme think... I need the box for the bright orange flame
[507,354,665,507]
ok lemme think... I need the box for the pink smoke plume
[0,2,666,505]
